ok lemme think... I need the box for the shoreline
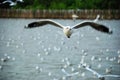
[0,9,120,19]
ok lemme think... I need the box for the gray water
[0,19,120,80]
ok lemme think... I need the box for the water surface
[0,19,120,80]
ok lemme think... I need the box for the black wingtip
[108,30,113,34]
[24,25,30,29]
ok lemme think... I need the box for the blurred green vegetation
[15,0,120,9]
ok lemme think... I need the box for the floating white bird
[25,19,112,38]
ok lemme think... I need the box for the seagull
[24,19,112,38]
[72,14,78,22]
[94,14,100,22]
[1,0,23,6]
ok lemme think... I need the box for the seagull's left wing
[72,21,112,34]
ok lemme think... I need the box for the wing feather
[72,21,112,34]
[25,19,64,29]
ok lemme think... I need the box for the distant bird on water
[24,19,112,38]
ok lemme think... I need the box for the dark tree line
[0,0,120,9]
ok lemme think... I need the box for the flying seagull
[1,0,23,6]
[72,14,78,22]
[24,19,112,38]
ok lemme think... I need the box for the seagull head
[65,26,71,30]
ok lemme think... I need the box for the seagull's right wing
[24,19,64,29]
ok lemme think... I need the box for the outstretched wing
[72,21,112,34]
[24,19,64,29]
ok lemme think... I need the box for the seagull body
[25,19,112,38]
[63,26,72,38]
[72,14,78,18]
